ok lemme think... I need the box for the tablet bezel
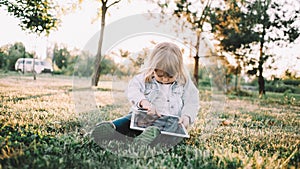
[130,110,190,138]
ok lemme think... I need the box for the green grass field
[0,75,299,168]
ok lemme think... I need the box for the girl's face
[154,69,177,84]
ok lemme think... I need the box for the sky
[0,0,299,78]
[0,0,158,57]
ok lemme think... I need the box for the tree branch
[107,0,121,8]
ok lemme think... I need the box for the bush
[52,70,65,75]
[294,87,300,94]
[282,79,300,86]
[199,79,211,87]
[265,83,296,93]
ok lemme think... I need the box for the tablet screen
[130,109,189,138]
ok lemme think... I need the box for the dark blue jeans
[112,114,142,137]
[112,114,182,147]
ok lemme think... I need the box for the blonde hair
[142,42,188,84]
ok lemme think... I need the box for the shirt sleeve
[126,74,146,109]
[181,78,200,125]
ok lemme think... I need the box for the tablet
[130,109,190,138]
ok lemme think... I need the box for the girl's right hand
[139,99,161,117]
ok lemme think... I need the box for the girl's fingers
[178,116,189,128]
[178,118,183,124]
[156,111,161,117]
[146,107,161,117]
[140,99,151,110]
[147,110,155,115]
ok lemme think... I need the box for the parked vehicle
[15,58,53,74]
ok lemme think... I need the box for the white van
[15,58,53,74]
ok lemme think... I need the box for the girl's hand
[139,100,161,117]
[178,115,190,128]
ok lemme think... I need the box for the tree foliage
[0,0,59,35]
[72,51,120,77]
[53,45,70,69]
[153,0,213,85]
[0,42,33,71]
[210,0,300,96]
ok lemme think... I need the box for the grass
[0,74,299,168]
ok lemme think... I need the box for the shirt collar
[152,76,177,85]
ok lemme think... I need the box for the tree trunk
[33,57,36,80]
[234,68,238,92]
[23,51,25,74]
[258,53,265,97]
[258,73,265,97]
[258,28,266,97]
[92,5,107,86]
[193,55,199,86]
[193,33,201,86]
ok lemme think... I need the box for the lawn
[0,74,299,168]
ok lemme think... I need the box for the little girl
[92,42,199,147]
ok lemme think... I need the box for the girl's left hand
[178,115,190,128]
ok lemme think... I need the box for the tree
[7,42,26,71]
[53,45,70,69]
[1,0,59,80]
[73,51,119,77]
[210,0,300,97]
[0,49,6,70]
[153,0,213,85]
[0,42,34,71]
[85,0,122,86]
[100,57,117,75]
[8,42,34,71]
[210,0,250,92]
[0,0,59,35]
[73,51,94,77]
